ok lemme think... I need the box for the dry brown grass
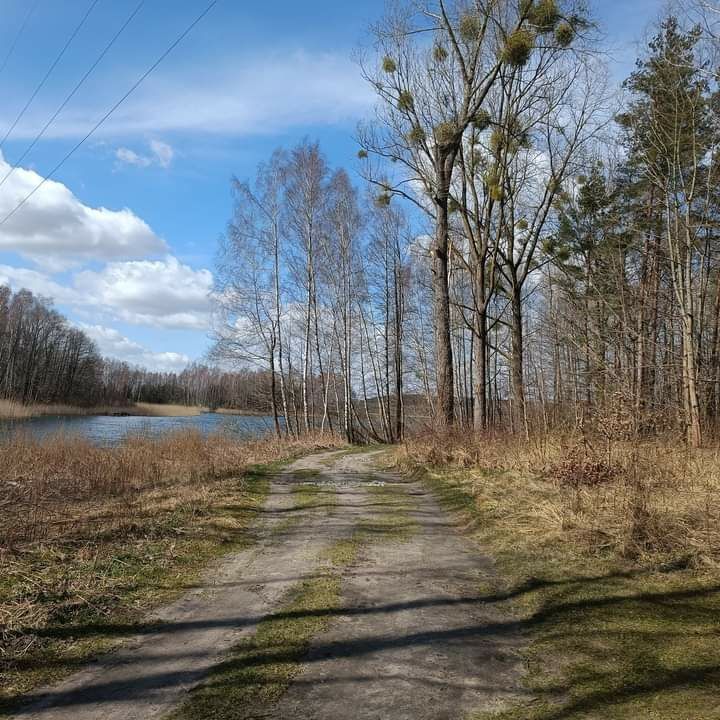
[211,407,268,416]
[133,403,205,416]
[398,431,720,568]
[0,431,343,706]
[0,400,206,419]
[0,431,340,547]
[0,400,119,419]
[392,433,720,720]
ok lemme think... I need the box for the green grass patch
[360,482,418,541]
[292,482,336,511]
[173,480,412,720]
[318,443,388,466]
[322,532,365,567]
[171,569,342,719]
[321,482,417,568]
[271,482,338,536]
[290,468,322,479]
[418,468,720,720]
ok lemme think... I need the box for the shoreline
[0,401,274,420]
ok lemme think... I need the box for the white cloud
[115,147,152,168]
[79,323,190,372]
[149,140,174,168]
[4,51,374,139]
[0,256,213,331]
[0,264,76,303]
[0,265,197,370]
[74,256,213,330]
[115,139,175,169]
[0,152,166,267]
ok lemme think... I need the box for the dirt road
[9,449,525,720]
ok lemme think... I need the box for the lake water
[0,412,279,445]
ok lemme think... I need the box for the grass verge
[292,481,338,511]
[322,482,415,567]
[0,433,343,713]
[397,438,720,720]
[272,481,338,536]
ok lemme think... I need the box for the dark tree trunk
[432,150,456,427]
[510,282,527,436]
[473,306,488,431]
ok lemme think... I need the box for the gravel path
[271,462,526,720]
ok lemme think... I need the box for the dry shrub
[400,430,720,568]
[400,429,555,475]
[549,447,618,488]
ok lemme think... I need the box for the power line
[0,0,41,78]
[0,0,146,191]
[0,0,219,231]
[0,0,102,151]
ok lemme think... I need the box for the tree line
[216,0,720,447]
[0,284,275,411]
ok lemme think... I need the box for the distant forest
[0,285,273,411]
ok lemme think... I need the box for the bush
[471,109,491,131]
[459,13,482,42]
[555,21,575,47]
[398,431,720,567]
[434,121,457,145]
[406,125,426,145]
[489,128,504,154]
[490,184,504,201]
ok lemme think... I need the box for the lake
[0,412,280,445]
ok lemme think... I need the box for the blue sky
[0,0,659,371]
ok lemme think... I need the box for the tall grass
[399,431,720,568]
[0,431,341,547]
[396,432,720,719]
